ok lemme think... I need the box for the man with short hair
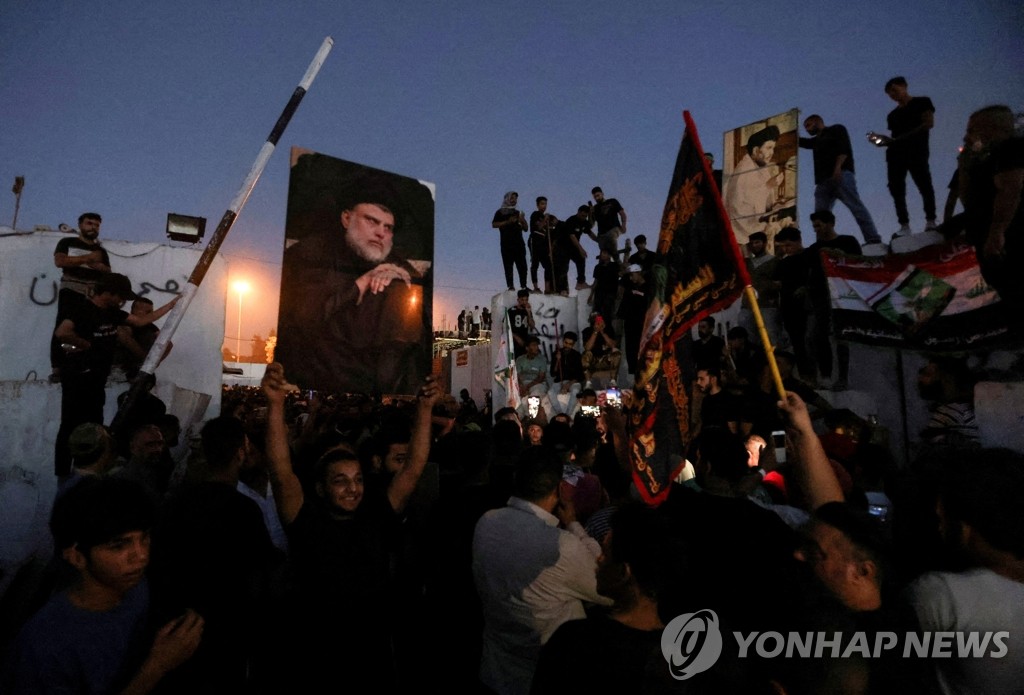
[740,230,781,344]
[550,331,584,415]
[51,213,113,382]
[554,204,597,292]
[876,76,938,235]
[958,104,1024,319]
[590,187,627,258]
[589,247,621,325]
[261,363,438,689]
[696,364,739,434]
[148,415,284,691]
[773,227,815,381]
[516,336,551,418]
[5,478,203,694]
[507,289,536,358]
[115,297,174,379]
[529,196,557,293]
[692,316,725,371]
[806,211,861,389]
[473,446,611,694]
[724,124,785,244]
[627,234,655,274]
[53,273,177,477]
[112,423,171,501]
[907,451,1024,695]
[800,114,882,245]
[276,183,429,395]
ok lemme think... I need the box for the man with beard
[724,125,785,245]
[276,186,428,395]
[51,212,111,382]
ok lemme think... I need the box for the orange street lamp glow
[232,280,251,362]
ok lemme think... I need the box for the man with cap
[53,272,178,477]
[276,179,430,395]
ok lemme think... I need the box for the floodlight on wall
[166,213,206,243]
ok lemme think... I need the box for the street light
[232,280,250,363]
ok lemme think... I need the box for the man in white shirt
[472,447,611,695]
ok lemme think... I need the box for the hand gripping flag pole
[111,36,334,434]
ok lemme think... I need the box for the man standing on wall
[800,114,882,246]
[874,76,938,237]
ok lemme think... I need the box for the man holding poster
[276,151,434,395]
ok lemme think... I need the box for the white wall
[0,232,227,590]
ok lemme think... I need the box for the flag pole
[111,36,334,434]
[684,111,786,401]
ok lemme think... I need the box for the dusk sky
[2,1,1022,346]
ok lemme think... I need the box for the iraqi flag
[823,241,1011,351]
[630,112,748,505]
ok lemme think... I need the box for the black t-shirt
[628,248,656,274]
[554,215,591,254]
[61,300,128,376]
[533,616,676,694]
[150,481,281,621]
[700,389,740,430]
[507,305,533,356]
[529,211,556,240]
[493,208,525,246]
[692,335,725,370]
[964,137,1024,250]
[592,198,624,234]
[887,96,935,159]
[54,237,111,283]
[799,124,855,184]
[592,260,621,296]
[773,253,811,314]
[550,346,584,382]
[618,276,648,324]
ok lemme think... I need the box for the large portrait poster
[722,109,799,252]
[275,148,435,395]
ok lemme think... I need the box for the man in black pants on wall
[877,76,938,238]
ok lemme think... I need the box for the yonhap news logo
[660,609,724,680]
[660,608,1010,679]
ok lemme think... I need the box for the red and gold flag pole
[684,111,786,401]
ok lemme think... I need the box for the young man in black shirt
[806,211,861,390]
[590,186,627,257]
[53,273,177,477]
[878,76,938,236]
[800,114,882,245]
[528,196,557,294]
[553,205,597,293]
[51,212,112,382]
[262,362,438,691]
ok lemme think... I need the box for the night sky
[3,1,1022,341]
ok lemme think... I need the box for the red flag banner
[629,112,747,505]
[822,241,1011,351]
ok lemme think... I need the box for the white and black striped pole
[112,36,334,433]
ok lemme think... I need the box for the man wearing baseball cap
[53,272,178,477]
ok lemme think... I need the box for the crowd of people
[1,79,1021,693]
[4,354,1021,693]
